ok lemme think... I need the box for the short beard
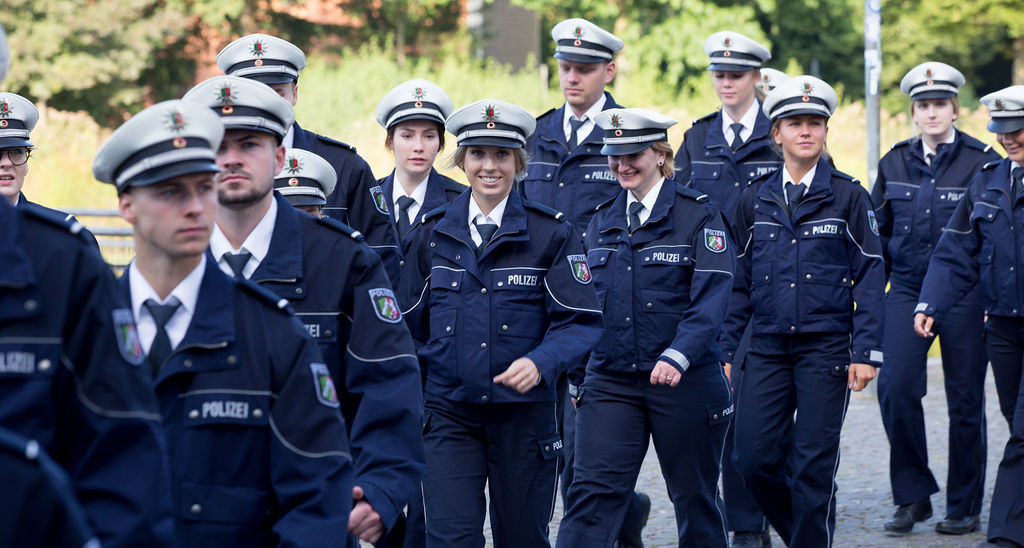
[217,169,272,209]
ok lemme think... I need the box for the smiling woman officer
[871,61,999,537]
[722,75,885,548]
[915,85,1024,548]
[556,107,735,548]
[399,98,602,548]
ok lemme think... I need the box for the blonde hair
[651,141,675,179]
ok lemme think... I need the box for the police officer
[676,31,781,548]
[756,68,790,95]
[182,75,424,547]
[400,99,603,547]
[723,76,885,548]
[556,108,735,548]
[274,148,337,217]
[376,79,463,279]
[94,98,354,546]
[0,427,99,548]
[872,61,998,536]
[914,85,1024,548]
[0,141,174,548]
[218,33,401,282]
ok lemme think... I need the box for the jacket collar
[757,156,836,227]
[434,189,529,267]
[598,180,676,245]
[537,92,623,148]
[249,193,304,285]
[291,121,312,150]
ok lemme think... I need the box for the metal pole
[865,0,882,189]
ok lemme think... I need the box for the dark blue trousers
[733,332,852,548]
[422,396,559,548]
[877,281,987,517]
[557,366,732,548]
[982,316,1024,544]
[724,321,769,533]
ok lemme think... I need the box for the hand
[649,360,682,387]
[349,486,384,543]
[571,397,578,409]
[913,313,935,338]
[848,362,876,392]
[723,362,733,384]
[494,357,541,394]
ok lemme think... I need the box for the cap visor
[988,118,1024,134]
[278,192,325,207]
[772,108,830,121]
[223,123,285,141]
[0,138,32,148]
[457,136,524,149]
[244,73,298,85]
[911,90,956,100]
[708,63,756,72]
[601,141,655,156]
[121,159,220,190]
[389,113,446,129]
[554,51,607,64]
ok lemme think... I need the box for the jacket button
[683,257,689,263]
[631,363,638,370]
[749,172,755,178]
[626,266,631,271]
[585,174,591,179]
[925,209,931,214]
[598,238,604,243]
[559,182,565,188]
[184,359,194,368]
[480,343,487,349]
[713,414,719,419]
[480,288,487,294]
[295,287,303,295]
[791,239,797,244]
[765,275,770,281]
[790,283,796,288]
[253,408,264,418]
[803,231,809,236]
[24,299,37,311]
[600,256,606,262]
[769,233,775,238]
[497,281,504,286]
[646,302,653,308]
[1011,267,1016,272]
[430,242,436,247]
[645,256,650,261]
[734,182,739,187]
[481,395,489,403]
[400,260,405,267]
[930,179,935,183]
[445,326,452,332]
[806,274,812,280]
[546,173,551,178]
[544,445,551,452]
[38,359,51,371]
[906,192,911,196]
[502,324,509,331]
[625,317,631,323]
[790,325,796,332]
[904,225,910,230]
[189,410,199,419]
[940,195,946,199]
[451,282,458,287]
[227,355,237,364]
[324,330,334,338]
[191,504,202,514]
[455,254,461,260]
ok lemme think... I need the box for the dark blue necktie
[628,201,644,233]
[222,251,251,279]
[396,196,416,239]
[786,182,805,216]
[568,118,585,151]
[1013,167,1024,201]
[474,219,497,254]
[144,298,181,375]
[729,123,745,151]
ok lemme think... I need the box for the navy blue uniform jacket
[918,159,1024,321]
[292,122,401,283]
[722,158,885,366]
[583,181,735,383]
[674,107,782,217]
[0,200,173,547]
[120,257,354,547]
[870,130,999,284]
[400,189,604,404]
[522,92,624,235]
[252,194,423,532]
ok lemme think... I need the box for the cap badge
[610,113,624,136]
[0,100,10,118]
[573,25,584,46]
[482,104,501,129]
[414,86,425,107]
[166,110,187,132]
[216,85,236,114]
[250,39,266,57]
[801,81,813,102]
[173,137,187,148]
[925,68,933,78]
[288,177,299,186]
[285,156,302,175]
[723,36,732,56]
[995,98,1006,110]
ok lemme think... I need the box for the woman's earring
[658,160,664,166]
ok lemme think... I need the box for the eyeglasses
[0,147,31,166]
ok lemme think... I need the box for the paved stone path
[370,357,1007,547]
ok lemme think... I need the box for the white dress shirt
[722,99,760,146]
[210,196,278,279]
[392,173,430,225]
[468,194,509,247]
[563,94,607,144]
[129,254,205,354]
[282,124,295,149]
[626,177,666,227]
[781,163,818,205]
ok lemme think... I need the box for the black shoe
[883,498,932,534]
[616,491,651,548]
[936,514,980,535]
[732,530,770,548]
[978,539,1024,548]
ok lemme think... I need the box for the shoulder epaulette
[236,278,295,314]
[536,107,558,121]
[523,200,567,222]
[982,160,1001,171]
[833,170,861,184]
[18,203,90,240]
[691,111,718,126]
[673,182,709,203]
[313,215,365,241]
[960,133,994,153]
[593,193,619,212]
[421,202,451,224]
[442,178,467,193]
[314,133,357,152]
[749,169,775,184]
[889,137,914,150]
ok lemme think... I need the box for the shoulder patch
[314,133,357,152]
[313,215,365,241]
[309,363,340,407]
[112,308,146,366]
[704,228,727,253]
[567,254,593,284]
[982,160,1000,171]
[236,278,295,314]
[523,199,567,221]
[368,287,402,323]
[691,111,718,126]
[369,185,390,215]
[867,209,879,235]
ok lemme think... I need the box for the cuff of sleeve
[659,348,691,374]
[853,346,884,367]
[359,483,399,530]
